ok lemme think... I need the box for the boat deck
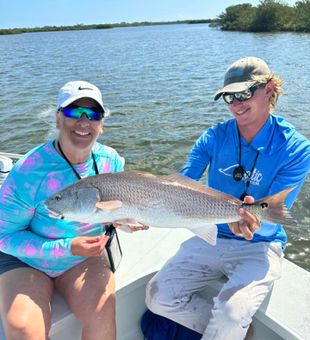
[49,229,309,339]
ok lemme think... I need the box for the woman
[0,81,126,339]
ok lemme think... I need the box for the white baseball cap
[57,80,105,113]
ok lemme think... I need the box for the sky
[0,0,298,29]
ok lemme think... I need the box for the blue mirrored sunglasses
[60,105,104,121]
[223,83,265,105]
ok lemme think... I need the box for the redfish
[44,171,296,245]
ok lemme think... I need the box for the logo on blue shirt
[219,164,262,186]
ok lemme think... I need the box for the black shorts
[0,251,31,275]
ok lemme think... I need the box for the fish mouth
[45,207,65,220]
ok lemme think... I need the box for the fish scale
[93,173,236,219]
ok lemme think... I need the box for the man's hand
[71,235,109,257]
[228,196,260,240]
[112,219,149,233]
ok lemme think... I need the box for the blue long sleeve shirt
[181,115,310,246]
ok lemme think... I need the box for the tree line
[0,20,212,36]
[1,0,309,35]
[215,0,310,32]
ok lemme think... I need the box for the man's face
[227,82,274,129]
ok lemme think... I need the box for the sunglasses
[223,83,265,105]
[60,105,104,121]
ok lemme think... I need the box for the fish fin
[192,225,218,246]
[96,200,122,212]
[255,187,297,227]
[160,173,241,204]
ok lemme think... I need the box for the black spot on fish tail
[256,187,297,227]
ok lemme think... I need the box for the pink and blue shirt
[0,140,124,277]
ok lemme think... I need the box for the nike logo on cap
[78,86,93,91]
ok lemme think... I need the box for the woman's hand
[71,235,109,257]
[228,195,260,240]
[112,219,149,233]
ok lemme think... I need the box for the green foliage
[250,0,294,31]
[294,0,310,31]
[219,4,257,31]
[0,20,216,36]
[0,24,113,35]
[218,0,310,32]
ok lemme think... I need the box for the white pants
[145,236,283,340]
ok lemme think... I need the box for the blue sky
[1,0,297,29]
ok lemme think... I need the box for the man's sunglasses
[223,83,265,105]
[60,105,104,121]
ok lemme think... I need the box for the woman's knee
[0,268,53,340]
[84,289,116,320]
[56,261,116,326]
[4,305,50,340]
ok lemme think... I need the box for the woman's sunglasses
[223,83,265,105]
[60,105,104,121]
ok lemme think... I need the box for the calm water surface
[0,24,309,270]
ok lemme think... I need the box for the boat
[0,152,309,340]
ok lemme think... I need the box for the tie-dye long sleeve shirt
[0,140,124,277]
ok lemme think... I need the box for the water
[0,24,309,270]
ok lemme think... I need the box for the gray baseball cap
[214,57,272,101]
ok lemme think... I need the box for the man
[145,57,310,339]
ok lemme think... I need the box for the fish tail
[255,187,297,227]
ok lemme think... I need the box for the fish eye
[54,195,61,201]
[260,202,268,209]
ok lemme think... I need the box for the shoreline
[0,20,214,36]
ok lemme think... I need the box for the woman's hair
[252,74,283,112]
